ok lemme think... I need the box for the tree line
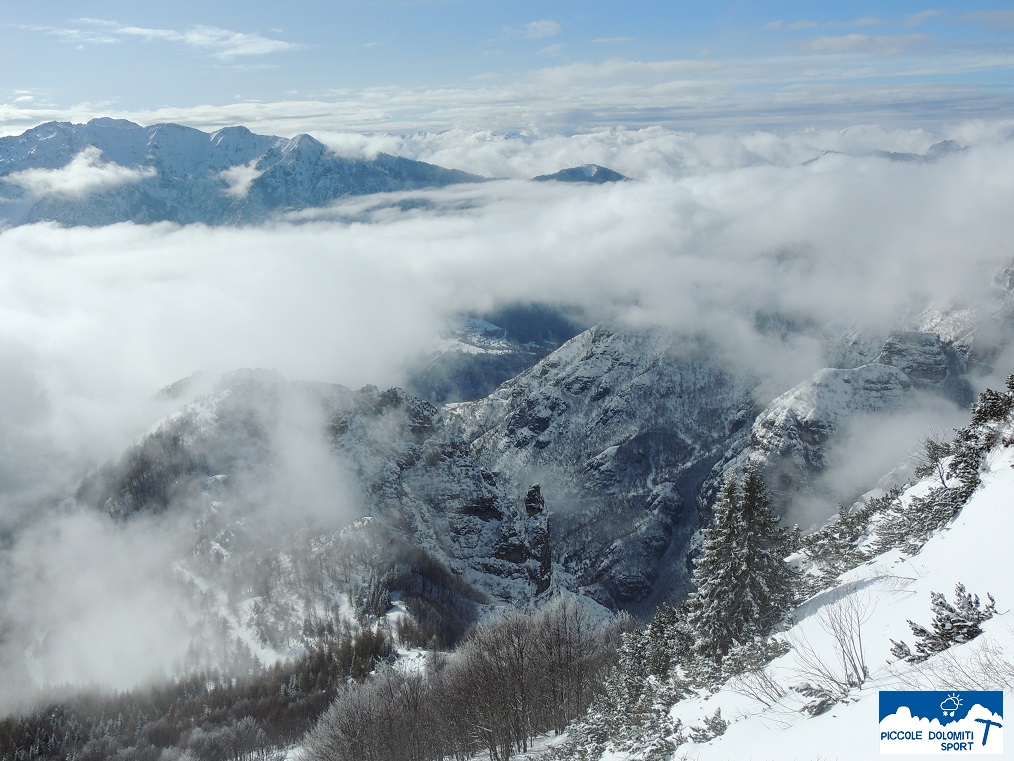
[0,623,391,761]
[304,597,624,761]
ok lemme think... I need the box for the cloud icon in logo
[940,694,962,717]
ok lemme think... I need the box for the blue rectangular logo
[880,691,1003,754]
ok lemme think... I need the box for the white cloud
[1,133,1012,396]
[4,146,155,198]
[26,23,121,45]
[797,33,930,56]
[505,19,562,39]
[13,20,301,60]
[2,510,194,704]
[117,24,301,59]
[218,159,264,198]
[904,10,942,27]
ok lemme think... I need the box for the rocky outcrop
[728,363,914,495]
[714,329,975,520]
[876,330,972,403]
[448,327,757,610]
[78,370,550,605]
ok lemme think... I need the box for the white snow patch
[673,444,1014,761]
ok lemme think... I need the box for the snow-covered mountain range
[0,119,483,226]
[69,275,1014,643]
[0,120,638,228]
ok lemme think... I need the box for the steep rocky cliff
[447,327,758,610]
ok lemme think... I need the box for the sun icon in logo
[940,693,962,717]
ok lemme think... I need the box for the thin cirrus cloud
[956,10,1014,29]
[116,24,301,59]
[504,19,561,39]
[24,18,301,60]
[904,10,943,27]
[4,146,155,198]
[11,22,120,46]
[2,48,1012,140]
[762,19,820,31]
[796,33,931,56]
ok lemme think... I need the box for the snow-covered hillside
[0,119,483,226]
[55,370,553,687]
[553,384,1014,761]
[667,444,1013,761]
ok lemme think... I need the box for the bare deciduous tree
[789,587,872,715]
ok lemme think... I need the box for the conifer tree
[891,583,997,663]
[686,469,795,661]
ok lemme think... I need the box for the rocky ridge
[79,370,551,619]
[447,327,758,610]
[0,119,483,226]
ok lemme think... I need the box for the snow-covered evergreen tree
[686,469,795,661]
[891,583,997,662]
[876,375,1014,554]
[802,502,871,583]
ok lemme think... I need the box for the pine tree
[686,469,795,661]
[802,503,869,582]
[892,583,997,662]
[642,605,693,680]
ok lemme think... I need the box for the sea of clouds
[1,121,1013,706]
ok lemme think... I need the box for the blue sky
[2,1,1014,135]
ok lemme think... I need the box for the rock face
[0,119,483,227]
[335,386,552,602]
[728,363,915,494]
[448,327,757,610]
[876,330,972,402]
[79,370,550,605]
[714,329,974,517]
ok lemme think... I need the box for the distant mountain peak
[86,117,142,130]
[532,164,630,183]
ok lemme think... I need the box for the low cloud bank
[5,146,156,198]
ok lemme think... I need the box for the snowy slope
[650,440,1014,761]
